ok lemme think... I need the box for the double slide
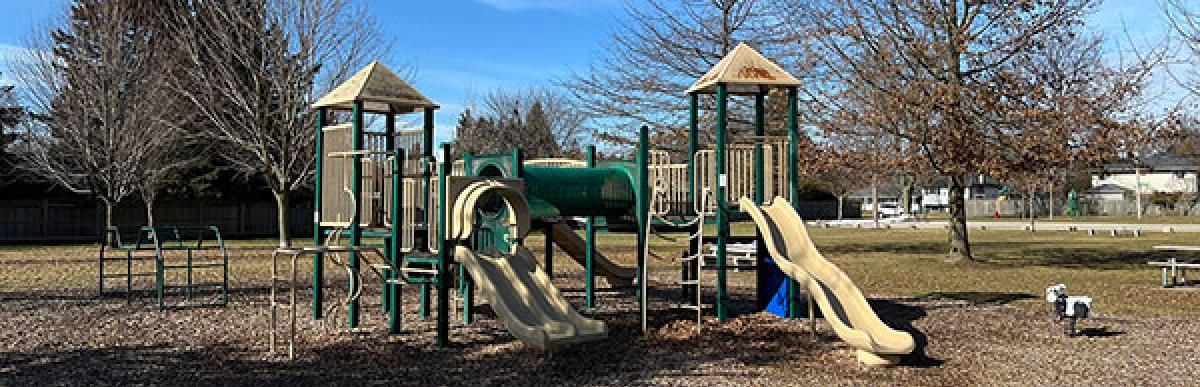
[740,197,914,366]
[450,181,607,349]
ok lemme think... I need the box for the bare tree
[167,0,387,246]
[13,1,184,229]
[789,0,1158,261]
[455,87,589,157]
[565,0,802,146]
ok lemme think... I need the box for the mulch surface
[2,267,1198,386]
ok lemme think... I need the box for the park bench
[706,242,757,271]
[99,225,229,310]
[1149,245,1200,288]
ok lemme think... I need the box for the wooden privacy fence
[0,198,313,243]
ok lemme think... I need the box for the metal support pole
[462,152,474,324]
[437,143,451,348]
[544,223,554,279]
[348,101,364,328]
[715,83,729,322]
[389,148,404,334]
[585,145,597,309]
[638,125,650,332]
[753,91,768,312]
[786,86,801,319]
[686,92,699,304]
[383,111,395,315]
[313,107,326,319]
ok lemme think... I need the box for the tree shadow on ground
[1012,248,1166,269]
[914,291,1036,306]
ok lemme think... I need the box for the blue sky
[0,0,1179,144]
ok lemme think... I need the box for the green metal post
[787,86,801,319]
[422,107,435,248]
[348,101,364,328]
[544,223,554,279]
[512,148,525,178]
[383,111,395,315]
[715,84,729,322]
[389,148,404,334]
[585,145,597,309]
[313,107,326,319]
[686,92,699,302]
[637,125,650,332]
[420,107,435,323]
[420,284,430,319]
[437,144,451,348]
[754,91,769,313]
[462,152,474,324]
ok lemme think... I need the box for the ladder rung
[402,268,439,274]
[370,264,395,270]
[385,279,406,285]
[679,280,700,285]
[677,303,712,310]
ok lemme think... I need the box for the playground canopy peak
[313,61,439,114]
[686,42,802,95]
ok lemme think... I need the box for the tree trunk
[144,196,156,227]
[901,175,913,215]
[1049,184,1055,220]
[105,202,114,228]
[1028,188,1035,232]
[103,200,115,244]
[872,180,880,229]
[948,176,973,261]
[1135,167,1143,219]
[274,191,291,247]
[837,196,844,221]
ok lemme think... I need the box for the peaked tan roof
[686,43,802,95]
[313,61,438,113]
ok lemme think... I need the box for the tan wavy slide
[740,197,914,366]
[450,181,607,349]
[548,222,636,287]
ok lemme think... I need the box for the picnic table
[1150,245,1200,287]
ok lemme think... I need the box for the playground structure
[99,226,229,311]
[273,44,914,365]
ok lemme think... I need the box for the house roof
[686,43,803,95]
[1095,152,1199,173]
[1086,184,1131,194]
[312,61,438,114]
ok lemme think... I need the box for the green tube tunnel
[469,158,638,219]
